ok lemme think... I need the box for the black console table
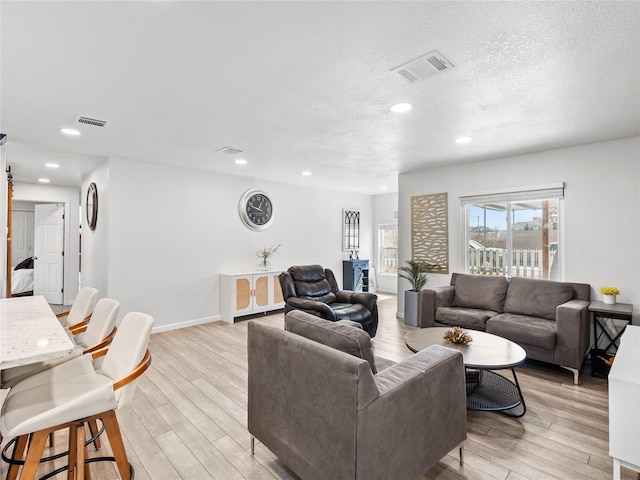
[343,259,369,292]
[589,301,633,354]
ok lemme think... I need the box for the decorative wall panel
[411,192,448,273]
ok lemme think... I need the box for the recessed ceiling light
[234,158,247,165]
[455,136,473,144]
[301,171,312,176]
[390,103,413,113]
[380,186,388,190]
[60,128,81,136]
[45,163,60,168]
[38,178,50,183]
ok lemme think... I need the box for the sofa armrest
[286,297,337,321]
[555,299,591,369]
[350,292,377,312]
[419,286,455,327]
[357,345,467,479]
[334,290,376,312]
[372,344,462,396]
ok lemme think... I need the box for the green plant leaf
[398,260,435,291]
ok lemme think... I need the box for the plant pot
[404,290,422,327]
[603,294,617,305]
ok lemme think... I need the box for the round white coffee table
[405,327,527,417]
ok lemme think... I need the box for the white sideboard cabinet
[220,271,285,323]
[609,324,640,480]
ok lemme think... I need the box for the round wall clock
[86,182,98,231]
[239,188,274,231]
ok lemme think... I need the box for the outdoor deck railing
[469,247,556,279]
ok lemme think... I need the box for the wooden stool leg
[87,419,102,449]
[101,411,130,480]
[18,430,49,480]
[76,424,86,480]
[68,425,78,480]
[6,434,28,480]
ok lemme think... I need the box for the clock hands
[249,204,263,213]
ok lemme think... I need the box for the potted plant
[398,260,435,326]
[600,286,619,305]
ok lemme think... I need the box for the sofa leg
[459,442,464,466]
[250,435,255,456]
[561,366,580,385]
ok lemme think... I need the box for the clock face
[239,189,274,231]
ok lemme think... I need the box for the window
[378,224,398,274]
[461,185,563,280]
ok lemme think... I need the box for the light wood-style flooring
[2,294,637,479]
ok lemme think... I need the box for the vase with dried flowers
[256,244,282,271]
[600,286,619,305]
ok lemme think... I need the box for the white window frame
[378,223,398,276]
[460,184,564,279]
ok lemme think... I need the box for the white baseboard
[151,315,221,334]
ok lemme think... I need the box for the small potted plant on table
[600,286,619,305]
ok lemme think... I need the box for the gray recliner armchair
[278,264,379,336]
[247,311,467,480]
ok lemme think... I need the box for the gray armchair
[247,311,467,480]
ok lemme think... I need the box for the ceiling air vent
[75,115,109,128]
[216,146,243,155]
[391,50,454,84]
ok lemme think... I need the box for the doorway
[9,201,65,303]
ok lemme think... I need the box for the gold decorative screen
[410,192,449,273]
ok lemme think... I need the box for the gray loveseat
[247,310,467,480]
[420,273,591,384]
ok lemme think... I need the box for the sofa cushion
[331,303,371,324]
[299,292,337,304]
[451,273,508,313]
[284,310,377,373]
[435,307,498,331]
[486,313,556,350]
[504,277,574,320]
[289,264,333,297]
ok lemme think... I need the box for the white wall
[81,160,110,296]
[372,192,398,294]
[399,136,640,323]
[10,182,81,304]
[82,156,374,331]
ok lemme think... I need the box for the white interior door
[34,204,65,304]
[11,210,34,267]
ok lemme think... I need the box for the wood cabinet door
[234,276,253,314]
[254,275,270,307]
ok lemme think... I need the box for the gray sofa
[420,273,591,384]
[247,310,467,480]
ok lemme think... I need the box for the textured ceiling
[1,1,639,194]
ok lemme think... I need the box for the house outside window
[378,224,398,274]
[461,185,563,280]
